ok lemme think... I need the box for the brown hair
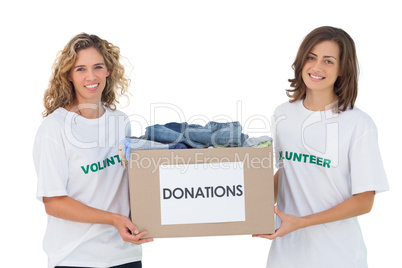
[43,33,130,117]
[287,26,359,112]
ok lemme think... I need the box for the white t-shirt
[268,100,389,268]
[33,107,142,268]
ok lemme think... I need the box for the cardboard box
[128,146,275,238]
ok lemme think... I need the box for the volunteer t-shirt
[33,107,141,268]
[267,100,389,268]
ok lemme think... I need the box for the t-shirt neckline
[59,107,108,125]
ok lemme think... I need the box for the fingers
[127,224,140,235]
[131,230,154,244]
[123,229,154,245]
[252,233,278,240]
[274,205,283,217]
[252,227,281,240]
[116,217,154,245]
[252,206,282,240]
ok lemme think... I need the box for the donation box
[128,146,275,238]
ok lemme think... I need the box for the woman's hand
[253,206,304,240]
[253,191,375,240]
[112,214,154,245]
[43,196,154,244]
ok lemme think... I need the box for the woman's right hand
[43,196,154,245]
[112,214,154,245]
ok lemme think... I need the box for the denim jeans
[143,124,205,148]
[143,121,248,148]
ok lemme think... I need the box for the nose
[311,60,323,72]
[85,69,96,81]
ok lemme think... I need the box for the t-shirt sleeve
[33,126,69,202]
[349,128,389,195]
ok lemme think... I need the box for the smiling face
[302,41,340,96]
[68,47,110,106]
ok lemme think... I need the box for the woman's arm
[253,191,375,240]
[43,196,153,244]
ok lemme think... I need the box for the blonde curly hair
[43,33,130,117]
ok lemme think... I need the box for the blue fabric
[119,138,186,161]
[185,121,247,146]
[168,143,188,149]
[143,121,248,148]
[164,122,201,132]
[142,124,205,148]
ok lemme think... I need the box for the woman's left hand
[252,206,304,240]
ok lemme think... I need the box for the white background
[1,0,400,267]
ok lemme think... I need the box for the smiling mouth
[85,83,99,89]
[309,74,325,80]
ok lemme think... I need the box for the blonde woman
[33,33,152,268]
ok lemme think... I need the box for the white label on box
[159,162,245,225]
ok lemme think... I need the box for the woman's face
[68,47,110,105]
[302,41,340,95]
